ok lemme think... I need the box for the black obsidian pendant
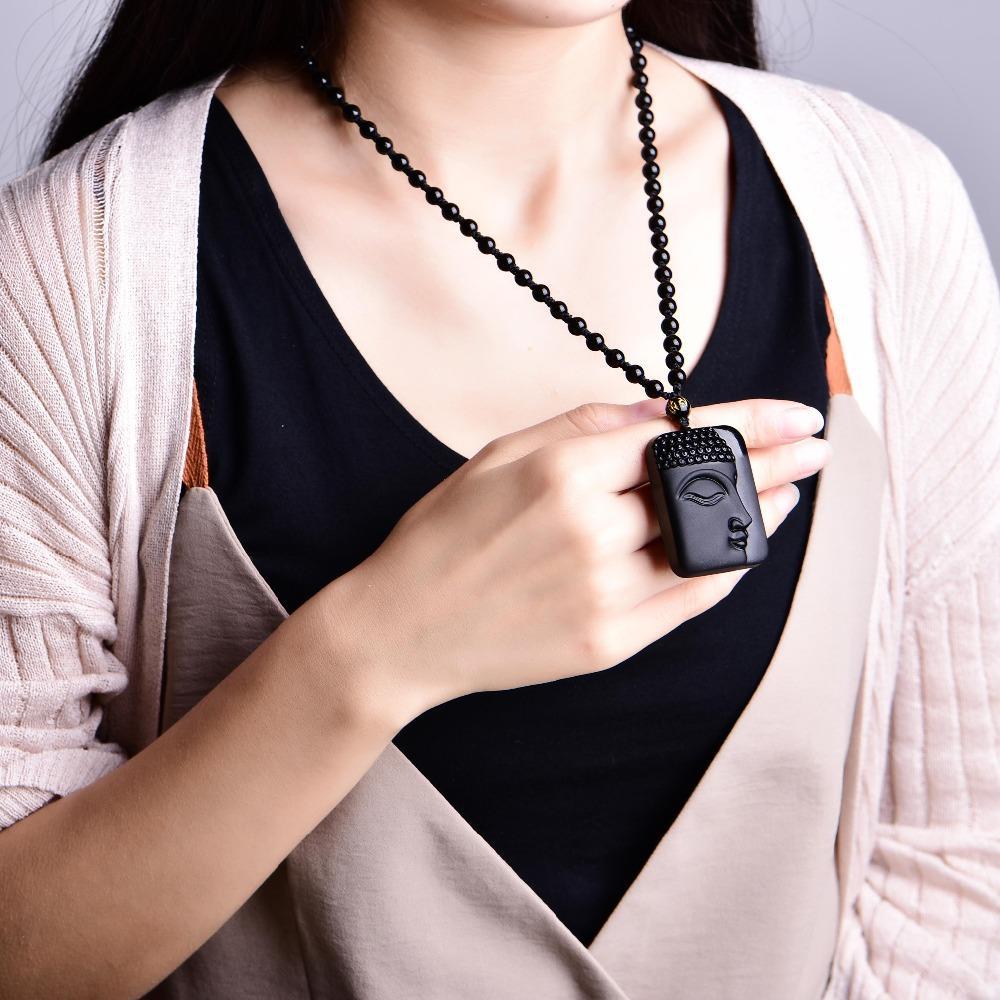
[645,424,768,578]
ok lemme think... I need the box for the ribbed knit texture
[0,50,996,998]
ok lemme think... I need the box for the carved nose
[729,516,748,531]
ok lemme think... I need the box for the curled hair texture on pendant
[653,427,737,472]
[37,0,763,165]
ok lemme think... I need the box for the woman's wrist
[284,564,437,741]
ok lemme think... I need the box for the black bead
[605,349,626,368]
[514,268,532,286]
[296,41,309,55]
[440,201,460,220]
[652,248,670,266]
[650,232,668,249]
[642,161,660,180]
[638,108,654,125]
[644,179,661,197]
[408,169,426,188]
[657,281,675,297]
[341,103,361,122]
[648,214,666,233]
[629,37,643,52]
[624,22,637,38]
[663,335,682,352]
[631,53,647,71]
[496,253,515,272]
[644,379,665,398]
[477,235,496,254]
[639,126,655,144]
[668,368,686,387]
[305,56,317,71]
[549,300,568,319]
[358,119,377,138]
[655,265,672,281]
[390,152,409,171]
[318,75,331,89]
[585,332,605,351]
[634,91,652,109]
[666,351,684,369]
[424,186,444,205]
[531,283,550,302]
[647,196,664,213]
[375,136,393,155]
[568,316,587,335]
[658,298,678,316]
[633,72,648,89]
[661,316,680,334]
[625,364,645,384]
[460,218,478,236]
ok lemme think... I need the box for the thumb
[472,397,668,469]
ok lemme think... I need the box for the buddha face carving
[645,424,769,578]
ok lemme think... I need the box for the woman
[0,1,996,997]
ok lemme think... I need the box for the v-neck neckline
[201,80,749,472]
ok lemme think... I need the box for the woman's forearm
[0,575,411,1000]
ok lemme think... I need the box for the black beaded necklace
[294,20,768,578]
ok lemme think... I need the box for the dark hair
[37,0,762,164]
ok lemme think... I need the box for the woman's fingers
[756,481,802,536]
[567,397,827,493]
[472,398,667,470]
[600,483,661,554]
[603,482,802,663]
[687,397,825,443]
[748,436,831,493]
[606,432,826,555]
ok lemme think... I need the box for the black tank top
[191,87,831,946]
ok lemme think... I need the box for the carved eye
[679,474,729,506]
[682,488,726,506]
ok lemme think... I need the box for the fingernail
[794,436,833,475]
[779,483,801,515]
[779,405,825,439]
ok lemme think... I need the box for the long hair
[37,0,762,164]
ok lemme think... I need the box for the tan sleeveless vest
[148,298,886,999]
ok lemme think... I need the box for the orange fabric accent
[183,378,209,489]
[824,293,853,396]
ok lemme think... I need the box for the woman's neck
[218,4,714,242]
[328,2,639,192]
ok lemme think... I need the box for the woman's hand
[327,397,831,724]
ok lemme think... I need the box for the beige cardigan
[0,43,998,997]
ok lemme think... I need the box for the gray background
[1,1,997,262]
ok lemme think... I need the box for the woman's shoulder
[1,71,222,352]
[0,74,219,483]
[663,48,984,317]
[0,110,125,295]
[1,70,221,266]
[660,46,964,200]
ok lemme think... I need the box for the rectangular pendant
[645,424,768,578]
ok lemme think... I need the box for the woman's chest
[198,82,826,472]
[198,89,742,462]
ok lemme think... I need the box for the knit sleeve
[837,106,1000,998]
[0,139,130,829]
